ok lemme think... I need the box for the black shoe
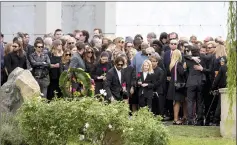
[184,121,194,125]
[195,120,204,126]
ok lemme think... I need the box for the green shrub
[0,113,25,145]
[16,98,169,145]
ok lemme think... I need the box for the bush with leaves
[0,113,25,145]
[16,97,169,145]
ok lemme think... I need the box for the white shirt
[143,72,148,80]
[115,67,122,84]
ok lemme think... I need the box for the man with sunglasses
[104,56,128,102]
[29,40,51,98]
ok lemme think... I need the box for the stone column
[93,2,116,38]
[34,2,62,36]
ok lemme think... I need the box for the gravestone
[0,67,41,115]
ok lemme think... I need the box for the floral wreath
[59,68,95,98]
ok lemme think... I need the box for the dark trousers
[36,77,50,98]
[203,81,218,123]
[187,85,204,122]
[152,93,165,116]
[47,78,62,100]
[213,94,221,123]
[139,94,152,110]
[164,81,173,117]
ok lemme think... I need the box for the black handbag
[174,62,186,90]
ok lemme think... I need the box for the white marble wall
[1,2,228,44]
[1,2,116,44]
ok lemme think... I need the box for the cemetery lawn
[168,125,236,145]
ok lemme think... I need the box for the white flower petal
[79,135,85,140]
[108,124,113,129]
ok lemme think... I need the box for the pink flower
[122,83,126,87]
[91,79,95,85]
[137,73,141,77]
[72,88,76,92]
[103,67,107,72]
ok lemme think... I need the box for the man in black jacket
[105,56,128,102]
[185,45,207,125]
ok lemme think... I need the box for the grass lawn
[168,125,236,145]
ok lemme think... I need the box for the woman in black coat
[149,53,165,116]
[167,49,186,125]
[137,60,155,110]
[118,53,137,111]
[91,52,112,95]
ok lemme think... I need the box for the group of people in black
[0,29,227,126]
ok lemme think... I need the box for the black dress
[47,52,62,99]
[167,62,186,102]
[91,62,113,94]
[85,60,95,76]
[60,61,70,72]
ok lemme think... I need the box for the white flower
[79,135,85,140]
[108,124,113,129]
[85,123,89,128]
[99,89,107,96]
[129,128,133,131]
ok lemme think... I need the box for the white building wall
[116,2,228,41]
[1,2,228,44]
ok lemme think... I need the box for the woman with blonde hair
[137,59,155,110]
[167,49,186,125]
[214,43,227,77]
[47,39,63,100]
[4,43,13,56]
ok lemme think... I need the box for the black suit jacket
[185,56,206,87]
[153,67,165,94]
[123,66,136,96]
[105,67,128,101]
[137,72,155,98]
[212,65,227,90]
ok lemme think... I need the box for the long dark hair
[83,47,96,64]
[13,40,24,56]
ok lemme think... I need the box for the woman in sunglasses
[83,47,96,76]
[60,49,71,72]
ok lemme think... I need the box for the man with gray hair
[147,32,157,45]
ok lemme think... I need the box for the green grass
[168,125,236,145]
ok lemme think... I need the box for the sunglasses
[65,53,71,56]
[147,53,152,56]
[117,63,124,66]
[37,46,43,48]
[120,41,124,44]
[170,43,177,45]
[185,49,190,52]
[68,42,74,45]
[207,47,215,49]
[87,51,93,54]
[12,45,18,48]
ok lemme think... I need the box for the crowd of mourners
[0,28,227,126]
